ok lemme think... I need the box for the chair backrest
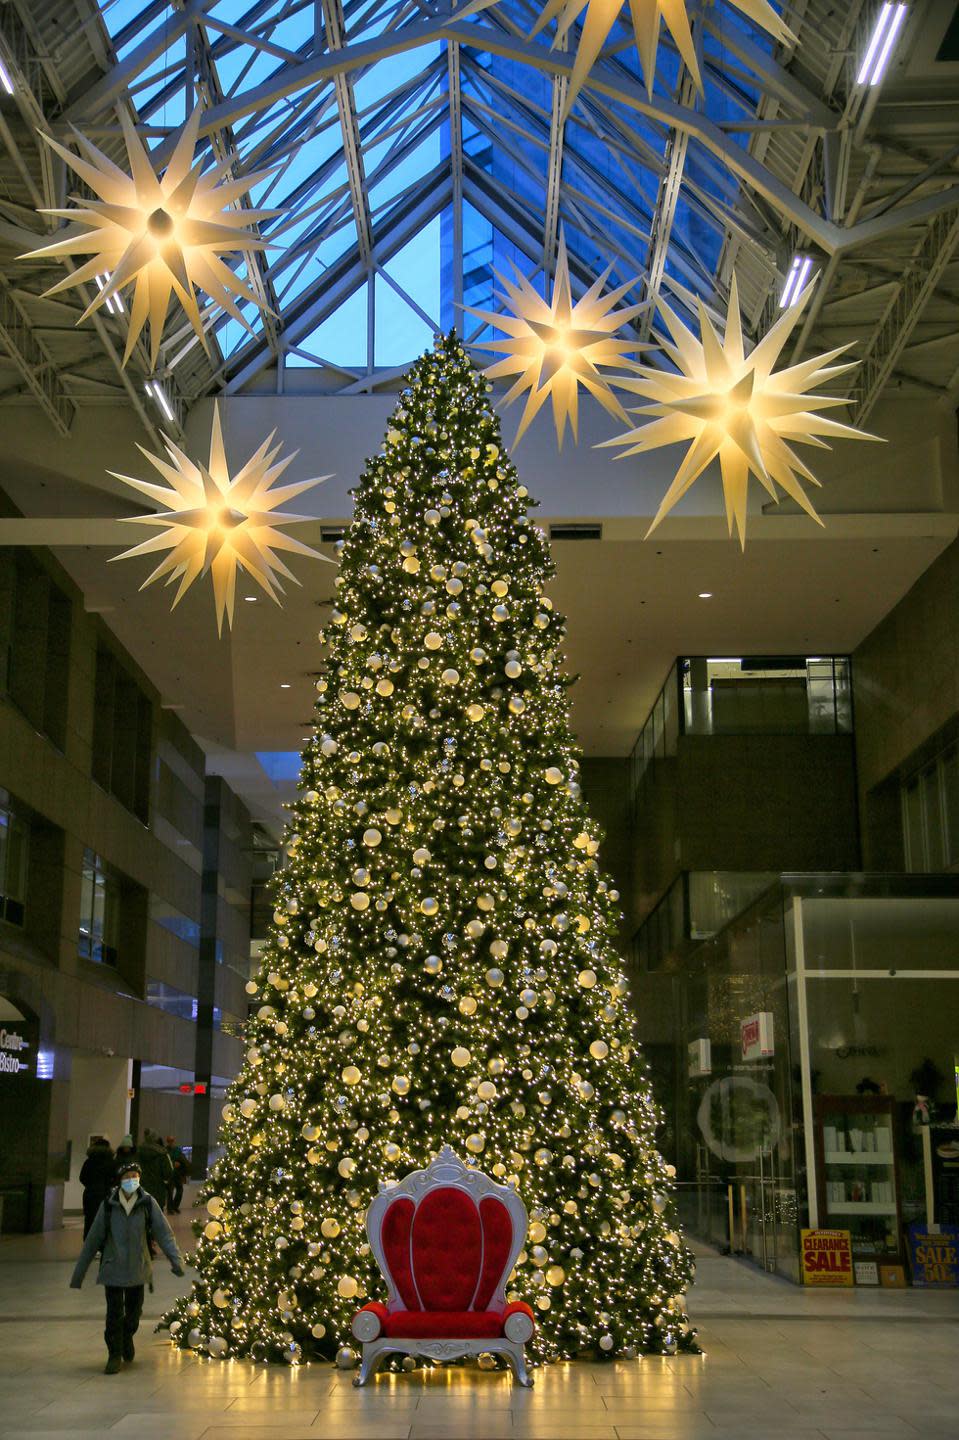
[365,1146,528,1313]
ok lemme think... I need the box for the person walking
[70,1160,184,1373]
[164,1135,189,1214]
[114,1133,137,1173]
[78,1136,115,1238]
[137,1129,174,1208]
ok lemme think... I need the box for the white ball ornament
[239,1098,257,1118]
[599,1335,615,1352]
[424,955,442,975]
[312,1323,327,1339]
[505,659,522,679]
[338,1158,357,1178]
[321,736,338,757]
[340,691,360,710]
[413,847,431,865]
[477,1080,497,1101]
[208,1336,227,1358]
[589,1040,609,1060]
[351,892,370,911]
[545,766,564,785]
[337,1276,358,1299]
[441,668,460,685]
[466,1133,485,1153]
[336,1347,357,1370]
[206,1196,225,1218]
[188,1328,203,1349]
[376,678,394,696]
[421,897,438,916]
[363,828,382,847]
[578,969,598,989]
[392,1076,411,1095]
[425,509,441,526]
[485,968,504,988]
[269,1093,287,1111]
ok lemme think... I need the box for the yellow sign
[801,1229,854,1286]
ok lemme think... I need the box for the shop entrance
[63,1053,132,1213]
[0,994,47,1232]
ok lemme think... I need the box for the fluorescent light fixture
[280,682,291,689]
[0,58,14,95]
[857,3,908,87]
[779,254,814,309]
[698,592,713,599]
[94,274,124,317]
[244,595,257,602]
[145,380,175,424]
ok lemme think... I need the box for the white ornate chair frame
[351,1146,534,1386]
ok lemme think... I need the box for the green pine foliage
[163,332,696,1366]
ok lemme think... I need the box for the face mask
[120,1177,139,1195]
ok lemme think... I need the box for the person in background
[137,1129,174,1208]
[114,1133,137,1174]
[78,1136,115,1238]
[165,1135,189,1214]
[70,1159,185,1373]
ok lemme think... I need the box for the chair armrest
[351,1302,389,1342]
[501,1301,535,1343]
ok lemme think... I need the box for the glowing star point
[466,233,645,448]
[109,402,331,634]
[20,108,278,368]
[602,273,881,547]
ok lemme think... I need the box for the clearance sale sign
[801,1229,854,1285]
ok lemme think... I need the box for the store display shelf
[824,1152,894,1166]
[827,1201,898,1215]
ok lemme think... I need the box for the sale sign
[907,1223,959,1288]
[801,1229,854,1286]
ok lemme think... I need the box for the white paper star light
[466,234,645,446]
[464,0,795,110]
[109,402,330,634]
[602,274,880,546]
[21,108,277,368]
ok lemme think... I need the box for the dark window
[91,647,153,823]
[0,550,71,748]
[0,798,28,928]
[78,849,120,967]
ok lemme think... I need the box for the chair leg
[353,1344,388,1387]
[506,1343,534,1388]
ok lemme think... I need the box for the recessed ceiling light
[244,595,257,602]
[698,592,713,599]
[280,682,291,689]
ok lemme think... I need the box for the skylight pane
[290,280,368,369]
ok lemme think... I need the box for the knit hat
[117,1160,141,1180]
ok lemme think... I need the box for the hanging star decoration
[20,107,276,368]
[461,0,795,110]
[109,402,330,634]
[601,273,881,547]
[465,233,645,447]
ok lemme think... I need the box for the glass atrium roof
[93,0,787,393]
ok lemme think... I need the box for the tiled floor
[2,1209,958,1439]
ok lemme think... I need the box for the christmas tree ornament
[21,107,276,367]
[466,233,644,447]
[109,401,330,632]
[162,332,695,1366]
[603,274,879,547]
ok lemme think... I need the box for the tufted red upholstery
[411,1186,482,1310]
[383,1309,507,1339]
[474,1196,513,1310]
[382,1197,418,1310]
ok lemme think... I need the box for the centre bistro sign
[0,1027,30,1074]
[740,1011,775,1062]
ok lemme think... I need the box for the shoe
[104,1355,123,1375]
[123,1339,135,1363]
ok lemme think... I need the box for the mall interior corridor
[1,1215,958,1440]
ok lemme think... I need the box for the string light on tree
[466,232,645,447]
[602,273,880,547]
[109,400,330,632]
[162,331,695,1366]
[21,107,276,367]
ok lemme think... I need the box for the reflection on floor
[2,1211,958,1439]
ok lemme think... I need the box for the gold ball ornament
[578,969,598,988]
[342,1066,361,1086]
[589,1040,609,1060]
[351,892,370,911]
[451,1047,471,1067]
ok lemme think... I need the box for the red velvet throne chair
[350,1146,535,1386]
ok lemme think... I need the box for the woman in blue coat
[70,1159,185,1373]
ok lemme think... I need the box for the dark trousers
[168,1176,183,1212]
[82,1194,105,1238]
[104,1286,144,1358]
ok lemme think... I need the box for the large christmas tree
[164,332,695,1365]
